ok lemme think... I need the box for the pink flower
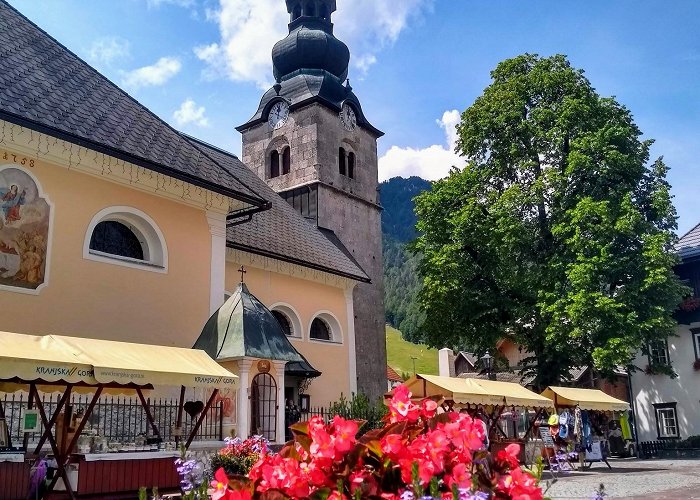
[421,399,438,419]
[496,443,521,470]
[389,385,421,423]
[380,433,404,456]
[446,462,471,488]
[332,415,359,453]
[211,468,229,500]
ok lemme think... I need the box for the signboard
[21,409,40,433]
[586,441,603,461]
[539,426,555,448]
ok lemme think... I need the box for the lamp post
[481,352,496,380]
[411,356,418,375]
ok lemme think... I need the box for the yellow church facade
[0,0,377,444]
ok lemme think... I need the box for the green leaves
[414,54,687,387]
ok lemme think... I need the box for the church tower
[236,0,387,401]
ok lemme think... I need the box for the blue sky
[6,0,700,232]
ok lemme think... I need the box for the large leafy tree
[413,54,687,389]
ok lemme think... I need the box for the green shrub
[327,393,388,436]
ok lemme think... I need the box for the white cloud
[88,37,130,65]
[122,57,182,89]
[173,99,210,127]
[196,0,432,87]
[379,110,464,181]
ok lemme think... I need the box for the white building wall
[630,323,700,442]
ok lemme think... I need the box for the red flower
[380,433,405,457]
[332,415,359,453]
[389,385,421,423]
[498,468,543,500]
[421,399,438,419]
[211,468,230,500]
[446,462,471,489]
[496,443,521,470]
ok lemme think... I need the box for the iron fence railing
[1,392,223,449]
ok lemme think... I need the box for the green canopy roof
[194,283,320,377]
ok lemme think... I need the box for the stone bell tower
[236,0,387,402]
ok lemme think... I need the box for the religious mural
[0,166,51,291]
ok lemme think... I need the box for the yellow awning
[541,386,629,411]
[402,374,553,408]
[0,331,237,390]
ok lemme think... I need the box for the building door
[250,373,277,442]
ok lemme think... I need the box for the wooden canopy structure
[0,331,237,499]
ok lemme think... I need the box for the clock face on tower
[340,104,357,131]
[268,101,290,130]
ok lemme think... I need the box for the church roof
[194,283,320,379]
[0,1,368,283]
[187,137,370,283]
[236,72,382,138]
[677,222,700,261]
[0,0,267,209]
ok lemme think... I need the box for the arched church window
[282,147,291,175]
[84,206,168,272]
[338,147,346,176]
[270,150,280,178]
[272,310,293,337]
[292,3,302,20]
[310,317,331,341]
[319,4,328,19]
[304,1,315,17]
[348,152,356,179]
[90,221,144,261]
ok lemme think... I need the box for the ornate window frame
[83,206,168,273]
[308,310,343,344]
[270,302,303,340]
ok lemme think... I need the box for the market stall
[394,374,555,462]
[0,331,237,500]
[540,387,630,469]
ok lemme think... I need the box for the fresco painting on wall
[0,166,50,291]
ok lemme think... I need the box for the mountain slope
[385,325,438,376]
[380,176,431,342]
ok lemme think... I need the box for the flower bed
[204,384,544,499]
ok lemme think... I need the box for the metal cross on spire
[238,266,247,283]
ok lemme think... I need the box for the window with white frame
[654,403,679,439]
[693,329,700,360]
[308,312,342,343]
[648,339,670,366]
[84,207,167,272]
[270,304,302,339]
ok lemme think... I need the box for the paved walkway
[541,458,700,499]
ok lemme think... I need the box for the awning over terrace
[402,374,554,408]
[541,386,629,412]
[0,330,237,390]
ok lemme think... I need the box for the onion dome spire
[273,0,349,82]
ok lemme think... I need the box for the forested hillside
[380,176,431,342]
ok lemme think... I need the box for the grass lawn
[385,325,438,378]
